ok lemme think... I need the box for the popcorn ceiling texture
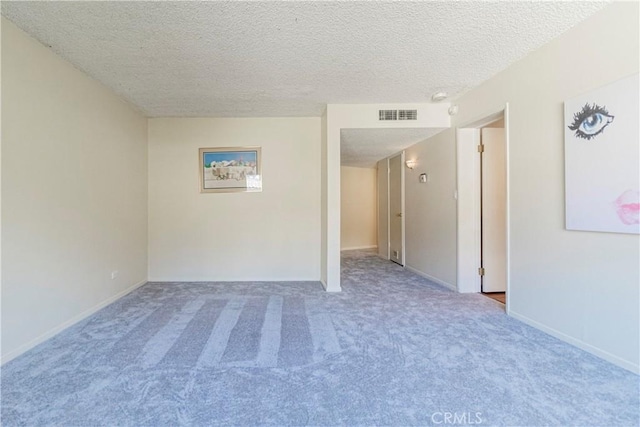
[1,1,607,118]
[341,128,444,168]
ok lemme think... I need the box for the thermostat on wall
[419,173,428,183]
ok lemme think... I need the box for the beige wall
[1,19,148,362]
[321,111,328,286]
[404,2,639,372]
[484,118,504,128]
[341,166,377,250]
[404,131,457,289]
[148,118,321,281]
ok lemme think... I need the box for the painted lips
[614,190,640,225]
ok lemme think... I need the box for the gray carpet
[1,250,638,426]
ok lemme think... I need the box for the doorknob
[396,213,403,217]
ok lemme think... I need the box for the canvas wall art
[199,147,262,193]
[564,73,639,234]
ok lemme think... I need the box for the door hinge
[477,144,485,153]
[478,267,485,276]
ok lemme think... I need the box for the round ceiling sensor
[431,91,448,102]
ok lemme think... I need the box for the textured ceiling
[2,1,607,168]
[1,1,607,118]
[341,128,445,168]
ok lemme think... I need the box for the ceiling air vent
[379,110,398,121]
[379,109,418,121]
[399,109,418,120]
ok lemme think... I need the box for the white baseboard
[1,279,147,366]
[509,310,639,374]
[147,277,320,282]
[319,279,341,292]
[340,245,378,251]
[405,265,457,292]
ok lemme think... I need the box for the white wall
[404,131,457,289]
[341,166,377,250]
[148,118,321,281]
[405,2,639,372]
[456,128,481,294]
[1,19,148,363]
[324,106,343,291]
[321,110,328,286]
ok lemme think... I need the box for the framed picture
[564,73,639,234]
[199,147,262,193]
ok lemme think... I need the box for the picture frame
[563,73,639,234]
[199,147,262,193]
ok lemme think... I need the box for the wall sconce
[405,159,416,169]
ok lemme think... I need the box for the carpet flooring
[1,250,638,426]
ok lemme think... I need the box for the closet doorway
[456,106,510,310]
[388,152,405,266]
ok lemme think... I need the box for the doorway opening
[456,106,510,311]
[340,128,441,269]
[374,151,405,266]
[388,152,405,266]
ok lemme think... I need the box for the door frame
[387,151,406,266]
[455,104,511,313]
[377,157,390,260]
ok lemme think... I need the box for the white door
[389,153,404,265]
[377,159,390,260]
[481,128,507,292]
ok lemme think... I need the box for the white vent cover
[379,110,398,121]
[399,109,417,120]
[379,109,417,121]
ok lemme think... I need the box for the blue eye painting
[563,73,639,235]
[568,103,614,140]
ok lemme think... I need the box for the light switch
[419,173,428,183]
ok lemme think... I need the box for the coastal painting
[199,147,262,193]
[564,73,639,234]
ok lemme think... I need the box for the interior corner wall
[321,110,328,287]
[1,18,149,363]
[455,2,639,372]
[147,118,321,281]
[324,106,343,292]
[340,166,377,251]
[404,130,457,289]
